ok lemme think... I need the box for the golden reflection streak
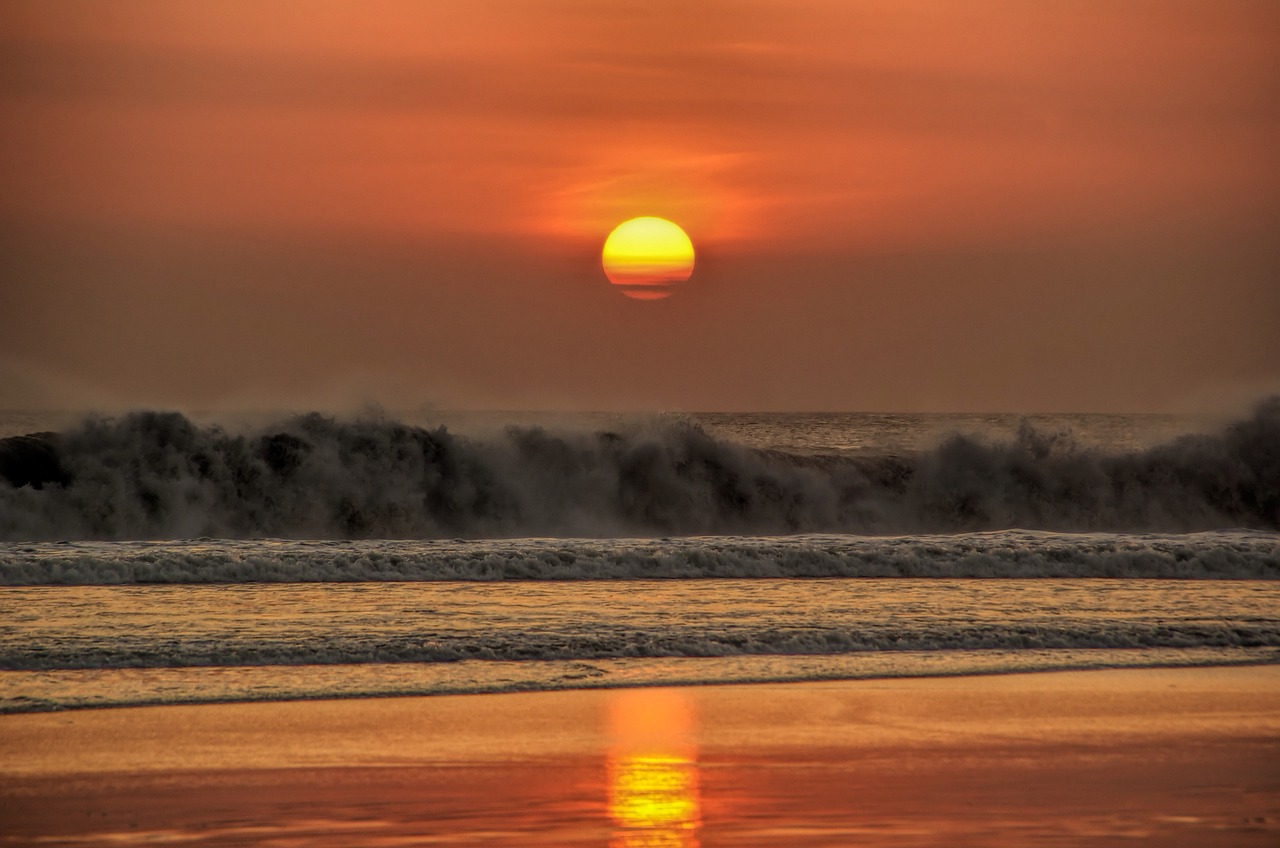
[607,689,700,848]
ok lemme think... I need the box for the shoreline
[5,650,1274,717]
[4,666,1278,845]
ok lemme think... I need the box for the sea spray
[1,398,1277,540]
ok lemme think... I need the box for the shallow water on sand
[4,670,1278,847]
[3,578,1277,711]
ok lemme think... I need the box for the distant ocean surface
[1,405,1277,712]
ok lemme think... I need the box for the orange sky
[1,0,1277,412]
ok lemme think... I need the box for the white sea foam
[1,531,1276,585]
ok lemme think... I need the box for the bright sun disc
[602,217,695,300]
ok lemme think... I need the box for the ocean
[1,405,1277,713]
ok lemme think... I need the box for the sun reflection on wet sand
[608,688,700,848]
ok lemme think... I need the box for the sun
[601,217,695,300]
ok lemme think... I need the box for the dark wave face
[1,399,1277,541]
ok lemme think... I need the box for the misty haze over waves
[0,399,1277,542]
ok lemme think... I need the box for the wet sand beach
[2,666,1278,846]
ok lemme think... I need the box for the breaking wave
[1,398,1277,541]
[6,617,1280,670]
[2,531,1277,584]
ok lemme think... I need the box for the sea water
[1,406,1276,712]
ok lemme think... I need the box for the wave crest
[1,399,1277,540]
